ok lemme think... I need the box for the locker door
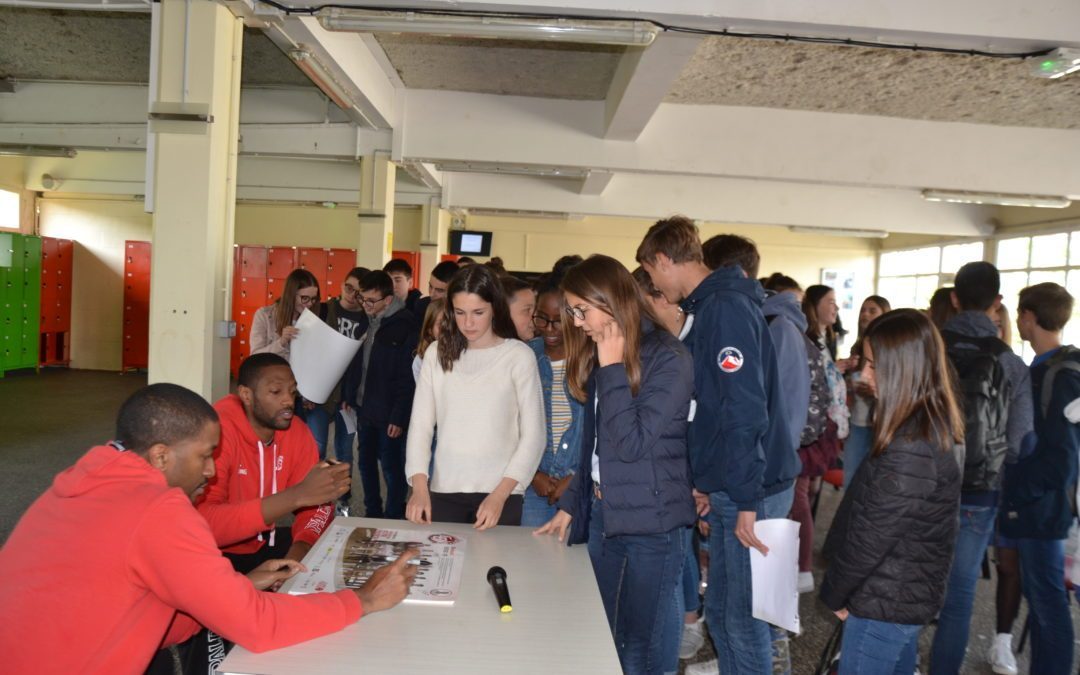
[122,241,151,370]
[298,248,329,298]
[390,251,422,290]
[325,248,356,300]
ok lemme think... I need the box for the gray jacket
[762,290,811,453]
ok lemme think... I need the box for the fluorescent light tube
[288,48,355,110]
[788,226,889,239]
[921,189,1071,208]
[318,9,659,46]
[0,144,77,158]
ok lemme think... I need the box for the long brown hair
[865,309,964,456]
[416,298,445,358]
[274,269,320,336]
[560,255,660,402]
[803,284,835,345]
[437,264,517,371]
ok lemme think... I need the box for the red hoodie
[0,446,362,674]
[198,395,334,554]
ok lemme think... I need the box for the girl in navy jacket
[535,254,696,675]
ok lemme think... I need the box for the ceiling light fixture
[288,48,356,110]
[0,144,77,159]
[788,226,889,239]
[318,9,659,46]
[433,160,590,179]
[921,189,1071,208]
[1031,47,1080,79]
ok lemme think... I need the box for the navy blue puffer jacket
[559,322,697,543]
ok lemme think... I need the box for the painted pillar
[418,196,450,292]
[357,153,395,270]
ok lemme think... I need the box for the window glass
[0,189,18,230]
[941,242,984,277]
[1071,232,1080,267]
[877,276,917,310]
[915,275,941,310]
[1066,270,1080,350]
[1030,233,1069,269]
[996,237,1030,271]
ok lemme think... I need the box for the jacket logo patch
[238,466,248,476]
[275,456,284,471]
[718,347,744,373]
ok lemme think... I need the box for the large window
[877,242,985,311]
[996,232,1080,362]
[0,189,18,231]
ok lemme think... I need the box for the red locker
[239,245,267,279]
[325,248,356,300]
[391,251,421,290]
[298,248,329,298]
[39,236,73,366]
[122,240,151,371]
[266,246,297,304]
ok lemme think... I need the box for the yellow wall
[234,203,421,252]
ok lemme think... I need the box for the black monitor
[449,230,493,257]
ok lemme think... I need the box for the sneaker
[798,571,815,593]
[685,657,719,675]
[986,633,1018,675]
[678,616,706,659]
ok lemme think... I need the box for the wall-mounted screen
[449,230,493,257]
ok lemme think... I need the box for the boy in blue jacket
[1002,282,1079,674]
[638,217,800,674]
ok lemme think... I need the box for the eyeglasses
[532,315,562,329]
[564,304,593,322]
[296,293,319,306]
[360,295,388,308]
[342,283,362,297]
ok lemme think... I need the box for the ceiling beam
[443,171,997,237]
[400,90,1080,198]
[579,170,613,195]
[604,33,702,141]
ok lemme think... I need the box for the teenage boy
[344,270,419,519]
[0,383,417,674]
[384,258,421,312]
[1000,282,1079,674]
[637,217,800,674]
[929,261,1034,674]
[200,353,351,571]
[321,266,369,465]
[413,259,460,323]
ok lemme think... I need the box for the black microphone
[486,566,512,613]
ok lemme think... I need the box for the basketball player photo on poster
[287,524,467,606]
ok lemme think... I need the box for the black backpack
[941,331,1011,493]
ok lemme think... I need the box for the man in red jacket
[0,383,416,675]
[199,352,352,572]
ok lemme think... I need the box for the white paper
[340,405,358,435]
[289,309,363,404]
[288,523,466,605]
[749,518,801,634]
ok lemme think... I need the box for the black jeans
[430,491,523,526]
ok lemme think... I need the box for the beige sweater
[250,304,291,360]
[405,339,546,495]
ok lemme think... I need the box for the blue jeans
[705,485,795,675]
[840,614,922,675]
[662,527,700,673]
[521,486,559,527]
[329,408,355,463]
[1017,538,1074,675]
[843,424,873,490]
[929,504,997,674]
[296,405,330,460]
[587,496,685,675]
[356,422,407,519]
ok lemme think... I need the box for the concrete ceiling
[667,37,1080,130]
[0,7,311,86]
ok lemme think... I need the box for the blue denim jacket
[528,338,585,479]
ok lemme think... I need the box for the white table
[218,517,621,674]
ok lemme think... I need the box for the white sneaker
[685,657,719,675]
[798,571,815,593]
[986,633,1018,675]
[678,616,706,659]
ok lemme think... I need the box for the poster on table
[287,523,466,605]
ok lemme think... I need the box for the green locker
[20,236,41,368]
[0,234,42,374]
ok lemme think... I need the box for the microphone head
[487,566,507,583]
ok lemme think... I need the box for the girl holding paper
[404,264,546,529]
[534,254,696,675]
[819,309,963,675]
[251,268,330,457]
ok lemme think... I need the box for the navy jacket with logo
[679,266,801,510]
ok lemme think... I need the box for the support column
[357,153,395,270]
[418,196,450,290]
[146,0,242,401]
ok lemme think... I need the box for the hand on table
[406,481,432,524]
[533,510,573,542]
[355,549,420,614]
[247,558,306,591]
[291,461,351,508]
[474,491,508,530]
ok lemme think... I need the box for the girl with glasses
[521,259,586,528]
[405,264,546,529]
[534,254,696,675]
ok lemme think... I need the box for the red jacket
[198,395,334,554]
[0,446,362,674]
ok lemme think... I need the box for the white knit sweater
[405,339,546,495]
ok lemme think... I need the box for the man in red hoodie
[200,352,352,572]
[0,383,417,675]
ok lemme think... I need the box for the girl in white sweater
[405,264,546,529]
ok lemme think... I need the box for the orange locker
[39,236,73,366]
[325,249,355,300]
[391,250,421,290]
[298,248,329,298]
[122,241,151,371]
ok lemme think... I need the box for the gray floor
[2,369,1078,674]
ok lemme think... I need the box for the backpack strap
[1041,346,1080,418]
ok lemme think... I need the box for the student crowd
[1,217,1078,675]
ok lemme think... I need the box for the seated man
[0,382,417,674]
[199,352,352,573]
